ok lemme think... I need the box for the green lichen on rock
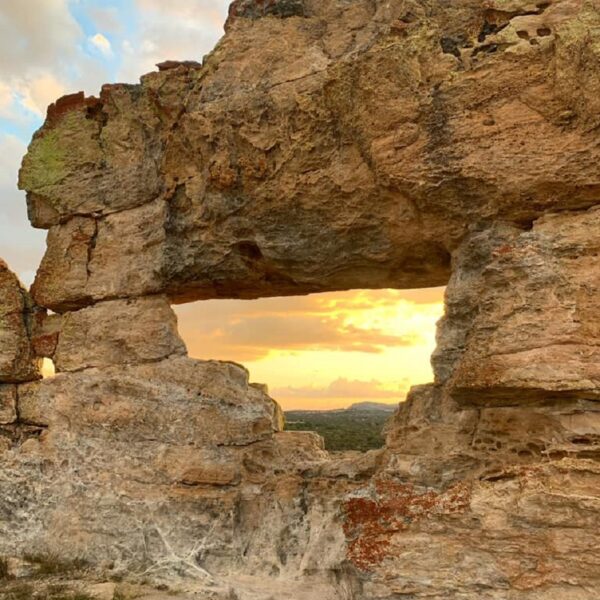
[19,111,100,195]
[20,126,70,192]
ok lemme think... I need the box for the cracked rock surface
[20,0,600,311]
[1,0,599,598]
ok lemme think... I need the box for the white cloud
[0,81,13,117]
[0,1,82,79]
[19,73,66,116]
[0,133,45,284]
[0,1,87,121]
[89,33,113,57]
[118,0,230,82]
[0,1,113,121]
[136,0,229,25]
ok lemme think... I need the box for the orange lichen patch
[239,155,269,181]
[209,155,238,190]
[494,244,514,256]
[343,479,472,571]
[33,333,59,359]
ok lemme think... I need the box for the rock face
[435,207,600,403]
[52,296,187,372]
[6,358,285,565]
[0,261,40,382]
[22,0,600,311]
[228,0,306,21]
[2,0,599,598]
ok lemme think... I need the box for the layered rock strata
[1,0,599,598]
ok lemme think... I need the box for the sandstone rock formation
[0,261,40,383]
[24,0,600,311]
[435,206,600,403]
[1,0,599,598]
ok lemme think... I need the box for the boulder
[436,207,600,404]
[53,296,187,372]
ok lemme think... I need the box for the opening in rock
[174,287,445,452]
[41,358,55,378]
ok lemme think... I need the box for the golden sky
[175,288,445,410]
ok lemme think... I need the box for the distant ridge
[347,401,397,413]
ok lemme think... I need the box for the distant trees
[284,410,389,452]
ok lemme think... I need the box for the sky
[0,0,445,410]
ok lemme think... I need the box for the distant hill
[284,403,397,452]
[347,401,397,413]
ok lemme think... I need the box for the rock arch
[1,0,599,597]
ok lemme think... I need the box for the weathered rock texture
[52,296,187,372]
[1,0,599,598]
[435,206,600,403]
[23,0,600,311]
[0,261,40,382]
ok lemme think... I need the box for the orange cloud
[21,74,66,116]
[174,288,445,410]
[214,315,416,352]
[174,289,438,362]
[323,287,446,310]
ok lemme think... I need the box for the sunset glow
[175,288,445,410]
[41,358,56,378]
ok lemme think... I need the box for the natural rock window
[41,358,55,379]
[1,0,599,598]
[174,288,446,451]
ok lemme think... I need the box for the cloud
[136,0,230,25]
[0,133,45,284]
[88,6,122,34]
[272,377,409,400]
[325,288,446,309]
[216,315,416,353]
[118,0,230,82]
[0,1,115,122]
[175,290,442,363]
[0,81,13,117]
[89,33,113,57]
[19,73,66,116]
[0,2,82,80]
